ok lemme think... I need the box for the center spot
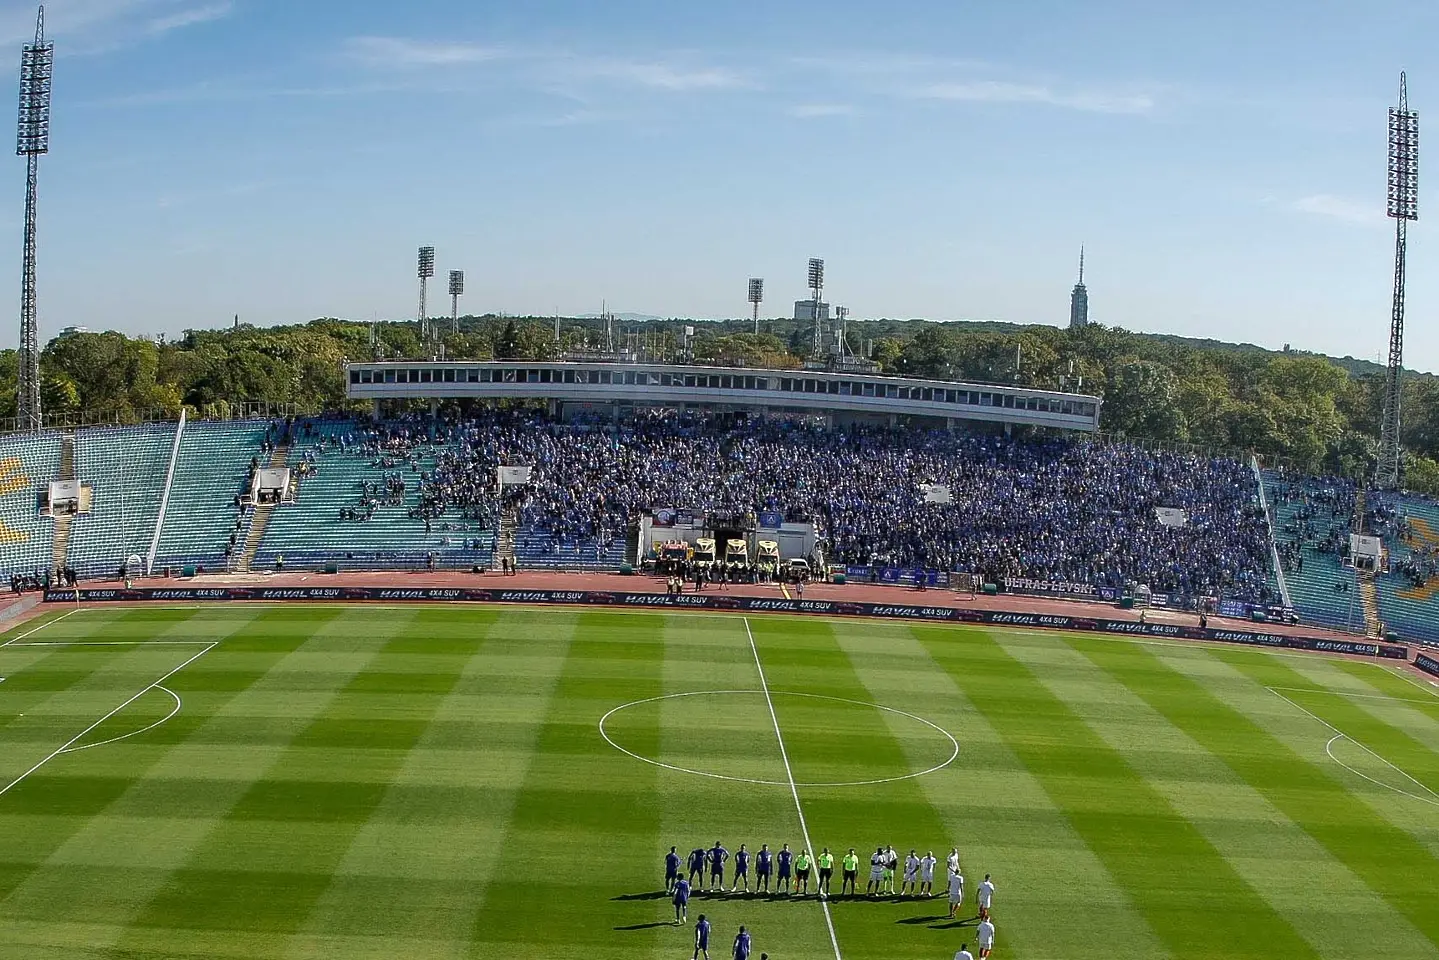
[598,690,959,788]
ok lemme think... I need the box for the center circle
[598,690,960,788]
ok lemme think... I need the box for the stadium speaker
[324,562,339,575]
[983,583,998,596]
[619,563,635,575]
[832,572,846,584]
[181,565,196,578]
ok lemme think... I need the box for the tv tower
[417,245,435,350]
[1069,246,1089,330]
[1378,72,1419,489]
[15,5,51,431]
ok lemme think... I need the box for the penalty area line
[0,608,80,648]
[743,616,843,960]
[1267,687,1439,808]
[0,641,216,799]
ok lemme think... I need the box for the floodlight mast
[808,258,824,355]
[15,5,51,432]
[417,245,435,352]
[747,277,763,335]
[449,269,464,335]
[1378,72,1418,490]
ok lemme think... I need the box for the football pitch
[0,604,1437,960]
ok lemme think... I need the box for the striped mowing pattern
[0,606,1435,959]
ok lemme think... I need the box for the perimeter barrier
[43,586,1408,660]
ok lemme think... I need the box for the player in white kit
[977,917,995,958]
[946,848,961,877]
[867,847,885,896]
[977,874,995,920]
[946,868,965,918]
[954,946,974,960]
[902,849,921,896]
[919,850,937,897]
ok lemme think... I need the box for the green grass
[0,605,1437,959]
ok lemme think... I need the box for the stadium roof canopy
[347,361,1101,432]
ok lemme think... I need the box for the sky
[0,0,1437,373]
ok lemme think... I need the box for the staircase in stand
[1358,572,1383,638]
[51,433,76,573]
[236,441,290,574]
[1350,488,1383,638]
[495,507,517,569]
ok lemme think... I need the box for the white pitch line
[1267,687,1439,807]
[598,689,958,788]
[4,640,214,647]
[0,642,215,799]
[59,686,182,754]
[744,617,843,960]
[1265,685,1439,706]
[1383,663,1439,698]
[0,608,79,647]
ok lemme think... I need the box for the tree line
[1,312,1435,494]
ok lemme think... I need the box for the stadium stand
[1264,472,1364,632]
[8,411,1319,611]
[1370,491,1439,644]
[67,424,178,578]
[0,431,60,577]
[152,419,269,571]
[253,418,494,571]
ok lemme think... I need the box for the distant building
[56,326,89,338]
[1069,247,1089,330]
[793,299,831,323]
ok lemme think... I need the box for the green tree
[1102,358,1187,440]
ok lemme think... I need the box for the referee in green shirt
[816,848,834,896]
[841,848,860,896]
[794,849,812,895]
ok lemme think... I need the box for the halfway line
[743,616,843,960]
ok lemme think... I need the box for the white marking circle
[598,689,960,788]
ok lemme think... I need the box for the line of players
[666,843,998,957]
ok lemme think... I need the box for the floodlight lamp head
[1388,106,1420,222]
[15,7,53,158]
[449,270,465,296]
[418,246,436,278]
[748,277,763,303]
[807,258,824,289]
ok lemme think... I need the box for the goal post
[952,572,977,600]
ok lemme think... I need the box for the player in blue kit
[672,877,691,924]
[665,846,681,893]
[731,844,751,892]
[755,843,773,892]
[688,846,707,885]
[733,925,752,960]
[776,844,793,894]
[708,841,729,891]
[693,914,712,960]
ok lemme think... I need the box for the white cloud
[577,59,749,91]
[788,103,854,118]
[1290,194,1383,225]
[0,0,235,54]
[344,36,509,67]
[146,1,229,35]
[912,80,1153,114]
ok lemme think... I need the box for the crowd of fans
[356,409,1278,603]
